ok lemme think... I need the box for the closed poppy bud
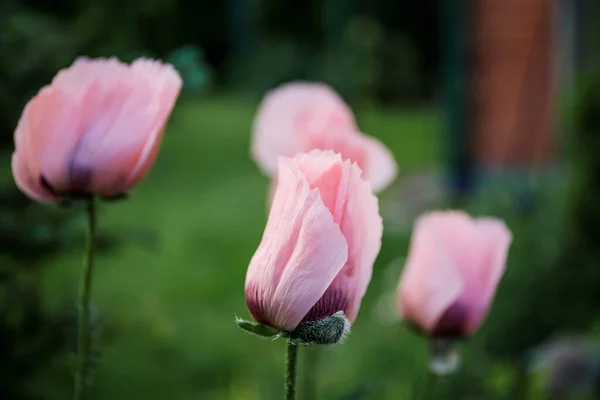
[397,211,512,338]
[244,150,383,336]
[251,82,397,193]
[11,57,182,203]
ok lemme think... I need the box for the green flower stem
[284,342,299,400]
[73,197,97,400]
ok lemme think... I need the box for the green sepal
[235,316,281,338]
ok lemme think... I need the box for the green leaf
[235,316,281,338]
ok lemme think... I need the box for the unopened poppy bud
[397,211,512,338]
[244,150,382,334]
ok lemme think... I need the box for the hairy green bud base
[287,311,351,346]
[235,311,350,345]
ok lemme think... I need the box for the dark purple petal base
[245,283,271,326]
[245,283,350,330]
[431,302,470,338]
[301,287,349,324]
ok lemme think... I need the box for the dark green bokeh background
[1,1,600,399]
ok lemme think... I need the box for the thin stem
[301,346,319,400]
[284,342,299,400]
[73,197,96,400]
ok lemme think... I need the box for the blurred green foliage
[168,45,213,94]
[0,5,80,398]
[312,16,422,108]
[228,15,423,107]
[1,0,600,399]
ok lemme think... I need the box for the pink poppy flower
[11,57,182,203]
[397,211,512,337]
[245,149,383,332]
[251,82,397,193]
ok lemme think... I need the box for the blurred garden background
[2,0,600,399]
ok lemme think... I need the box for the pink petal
[245,155,348,331]
[301,129,369,174]
[264,135,363,210]
[304,131,398,193]
[16,87,78,195]
[11,152,55,202]
[124,59,183,188]
[398,212,464,332]
[251,82,357,175]
[68,59,181,196]
[360,134,398,192]
[43,59,132,192]
[464,218,512,333]
[40,80,125,194]
[51,57,129,97]
[334,157,383,322]
[289,150,383,323]
[428,212,511,334]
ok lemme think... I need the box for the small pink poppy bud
[245,149,383,333]
[11,57,182,203]
[251,82,397,193]
[397,211,512,338]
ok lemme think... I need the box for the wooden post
[470,0,556,172]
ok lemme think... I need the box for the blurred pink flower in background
[245,150,383,332]
[251,82,397,193]
[11,57,182,203]
[397,211,512,337]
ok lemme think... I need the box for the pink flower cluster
[11,60,512,343]
[245,82,513,339]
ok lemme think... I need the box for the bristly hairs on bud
[287,311,351,346]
